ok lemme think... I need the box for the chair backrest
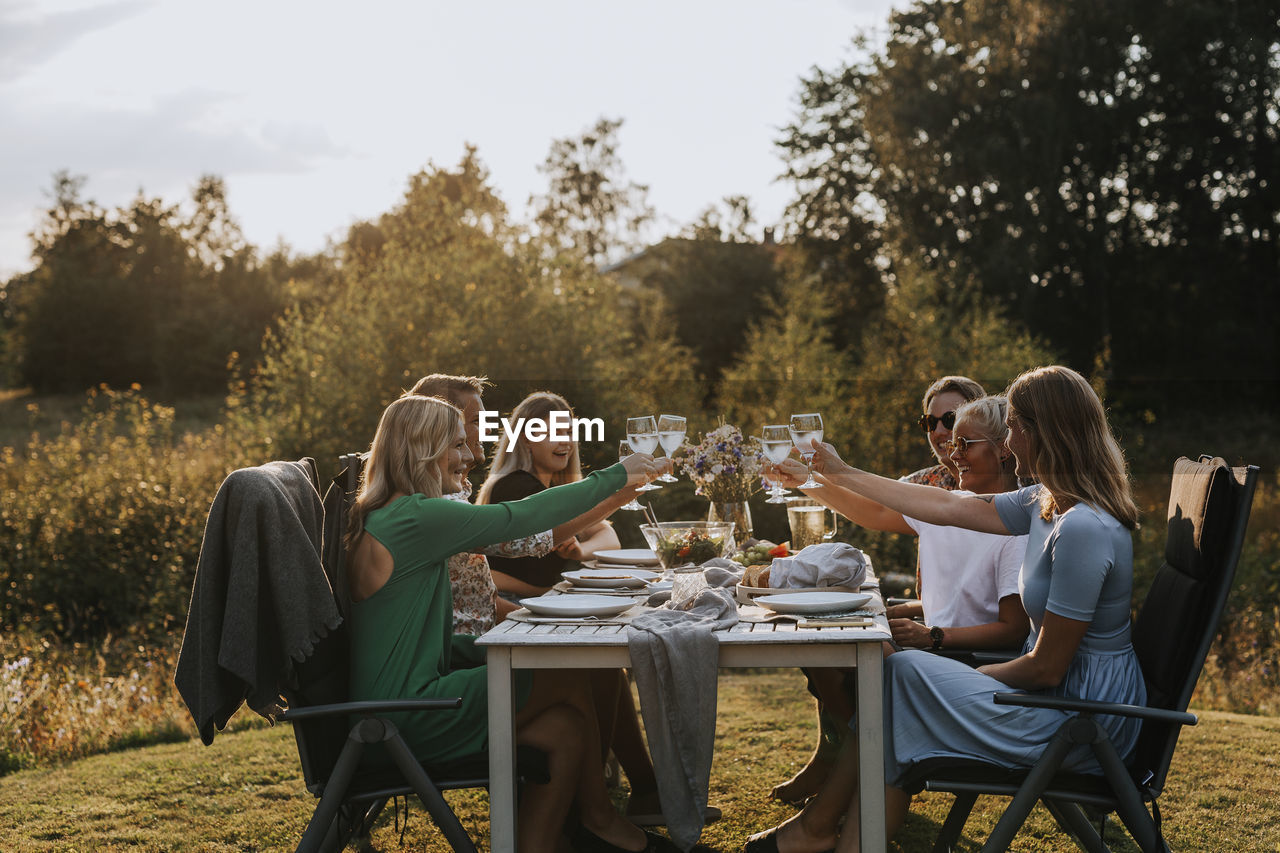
[287,453,365,794]
[1129,456,1258,794]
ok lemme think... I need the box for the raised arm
[479,530,554,559]
[806,441,1010,535]
[549,481,644,546]
[774,458,915,536]
[439,454,669,556]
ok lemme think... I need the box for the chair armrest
[279,697,463,722]
[970,650,1019,665]
[928,649,1019,665]
[992,692,1197,726]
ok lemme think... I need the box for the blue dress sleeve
[993,485,1041,536]
[1045,510,1114,622]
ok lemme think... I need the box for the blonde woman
[479,392,639,599]
[346,395,672,853]
[747,366,1144,852]
[407,373,554,634]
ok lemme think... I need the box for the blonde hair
[347,395,463,547]
[476,391,581,504]
[1006,366,1138,528]
[953,395,1017,488]
[954,395,1009,444]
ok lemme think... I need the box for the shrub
[0,628,205,775]
[0,386,256,640]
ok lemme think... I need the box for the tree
[686,195,759,243]
[9,172,288,395]
[531,117,655,265]
[236,148,696,465]
[716,271,855,429]
[780,0,1279,407]
[776,35,892,355]
[615,236,782,386]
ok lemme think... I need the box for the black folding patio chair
[279,454,548,853]
[899,455,1259,853]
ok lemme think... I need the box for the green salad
[656,528,725,566]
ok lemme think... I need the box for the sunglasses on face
[917,411,957,433]
[944,436,997,454]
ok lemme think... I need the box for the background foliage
[0,0,1274,777]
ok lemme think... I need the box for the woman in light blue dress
[745,365,1144,853]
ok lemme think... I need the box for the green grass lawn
[2,670,1278,852]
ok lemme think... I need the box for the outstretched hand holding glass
[626,416,662,492]
[788,413,824,489]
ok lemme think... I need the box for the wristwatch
[930,625,945,650]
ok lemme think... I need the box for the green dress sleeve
[402,462,627,562]
[349,462,628,766]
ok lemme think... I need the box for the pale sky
[0,0,897,278]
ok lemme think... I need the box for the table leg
[487,645,517,853]
[856,641,886,852]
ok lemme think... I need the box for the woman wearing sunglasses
[746,365,1143,852]
[766,396,1029,805]
[901,375,986,489]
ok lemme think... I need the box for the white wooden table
[476,596,892,852]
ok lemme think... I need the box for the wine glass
[616,441,646,511]
[654,414,686,483]
[626,416,662,492]
[788,413,824,489]
[760,424,794,503]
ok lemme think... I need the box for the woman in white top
[769,396,1029,803]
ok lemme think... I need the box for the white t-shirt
[903,490,1027,628]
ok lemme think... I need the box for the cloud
[0,88,348,213]
[0,0,152,84]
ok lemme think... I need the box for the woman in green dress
[346,394,672,853]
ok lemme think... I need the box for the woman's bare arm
[806,441,1010,534]
[775,458,915,535]
[977,610,1089,690]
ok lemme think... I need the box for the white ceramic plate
[593,548,660,566]
[563,568,660,589]
[755,592,873,615]
[519,594,635,618]
[737,583,862,598]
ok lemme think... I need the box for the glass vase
[708,500,753,547]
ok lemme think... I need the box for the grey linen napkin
[768,542,868,589]
[645,560,741,607]
[626,586,739,851]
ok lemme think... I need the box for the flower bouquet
[675,423,764,544]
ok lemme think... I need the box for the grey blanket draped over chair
[174,458,342,745]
